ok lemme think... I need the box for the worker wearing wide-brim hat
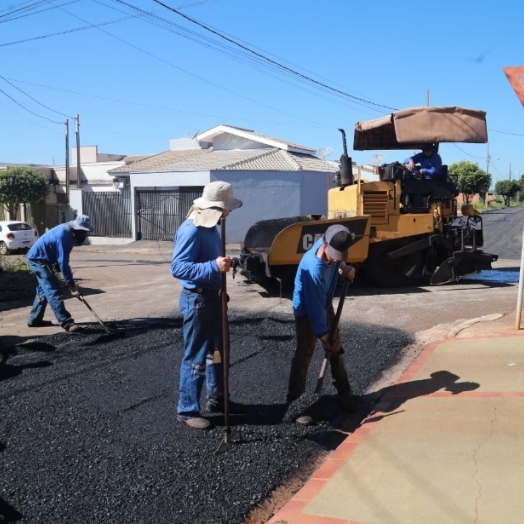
[171,181,244,430]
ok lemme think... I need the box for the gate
[136,188,202,241]
[82,190,132,237]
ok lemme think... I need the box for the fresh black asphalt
[0,310,411,524]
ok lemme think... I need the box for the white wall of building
[127,169,330,244]
[214,170,330,244]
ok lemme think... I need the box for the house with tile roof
[105,124,338,244]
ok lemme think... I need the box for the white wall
[212,135,269,151]
[69,189,83,220]
[126,169,330,244]
[211,171,329,244]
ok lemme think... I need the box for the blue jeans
[177,289,224,418]
[27,260,74,329]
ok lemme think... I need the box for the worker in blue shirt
[404,143,442,179]
[286,224,358,425]
[26,215,94,332]
[171,181,244,431]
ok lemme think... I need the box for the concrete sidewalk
[268,314,524,524]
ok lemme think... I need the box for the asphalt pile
[0,312,412,524]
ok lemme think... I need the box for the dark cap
[324,224,355,261]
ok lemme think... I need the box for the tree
[518,174,524,202]
[0,167,49,220]
[495,179,520,207]
[448,161,491,204]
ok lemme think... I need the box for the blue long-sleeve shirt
[170,219,221,290]
[27,223,76,286]
[292,237,339,337]
[404,151,442,178]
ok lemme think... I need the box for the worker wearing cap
[404,143,443,179]
[171,181,244,430]
[26,214,94,332]
[286,224,358,425]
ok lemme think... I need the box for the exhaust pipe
[338,128,354,186]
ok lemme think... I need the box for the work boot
[176,416,211,430]
[27,320,53,328]
[64,323,84,333]
[205,398,245,414]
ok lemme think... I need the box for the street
[0,207,522,524]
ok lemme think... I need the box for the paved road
[0,207,522,524]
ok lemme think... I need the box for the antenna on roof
[315,146,334,160]
[370,153,385,166]
[191,129,200,139]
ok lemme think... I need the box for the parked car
[0,220,38,255]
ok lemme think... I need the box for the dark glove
[338,262,355,283]
[69,285,82,298]
[319,333,341,354]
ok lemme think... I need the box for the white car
[0,220,39,255]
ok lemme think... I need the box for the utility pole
[75,114,81,189]
[509,162,512,180]
[426,89,430,106]
[485,142,490,206]
[65,120,70,204]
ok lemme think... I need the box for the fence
[136,188,202,241]
[82,190,132,238]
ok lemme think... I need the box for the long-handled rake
[77,295,126,343]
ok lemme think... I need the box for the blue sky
[1,0,524,187]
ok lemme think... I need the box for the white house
[107,124,339,244]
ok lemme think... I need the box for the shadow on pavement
[347,370,480,429]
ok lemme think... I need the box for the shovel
[77,295,126,342]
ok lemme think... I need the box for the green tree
[0,167,49,220]
[495,179,520,207]
[448,161,491,204]
[518,174,524,202]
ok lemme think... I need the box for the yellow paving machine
[239,106,498,290]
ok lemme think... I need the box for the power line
[41,0,341,128]
[0,85,63,124]
[147,0,397,112]
[0,75,73,119]
[0,0,79,23]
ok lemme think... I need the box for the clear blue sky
[1,0,524,187]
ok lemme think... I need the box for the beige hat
[193,181,243,211]
[187,206,223,228]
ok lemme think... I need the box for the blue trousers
[27,260,74,328]
[177,289,224,418]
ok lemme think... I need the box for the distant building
[2,125,342,243]
[105,124,338,243]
